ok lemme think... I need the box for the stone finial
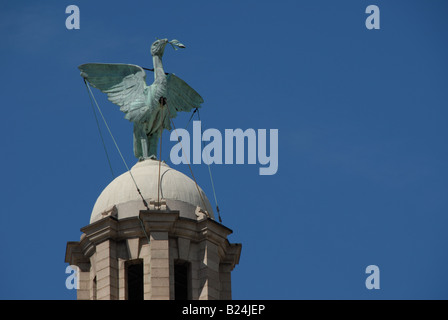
[195,206,210,221]
[101,205,118,218]
[149,198,167,210]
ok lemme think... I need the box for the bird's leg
[133,123,149,160]
[141,139,148,159]
[147,134,159,159]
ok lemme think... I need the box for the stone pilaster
[95,240,119,300]
[148,231,170,299]
[219,263,233,300]
[198,240,221,300]
[76,267,90,300]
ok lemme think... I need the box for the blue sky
[0,0,447,299]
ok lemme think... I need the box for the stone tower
[65,159,241,300]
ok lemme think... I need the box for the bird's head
[151,38,186,57]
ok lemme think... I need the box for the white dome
[90,159,214,223]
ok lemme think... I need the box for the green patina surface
[79,39,203,159]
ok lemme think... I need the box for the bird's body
[79,38,203,159]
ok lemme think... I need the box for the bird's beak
[169,39,186,49]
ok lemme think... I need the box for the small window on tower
[174,260,190,300]
[126,260,143,300]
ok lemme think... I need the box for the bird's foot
[138,155,158,162]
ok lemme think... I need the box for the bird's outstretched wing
[165,73,203,119]
[79,63,149,122]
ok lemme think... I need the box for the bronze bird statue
[79,38,203,159]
